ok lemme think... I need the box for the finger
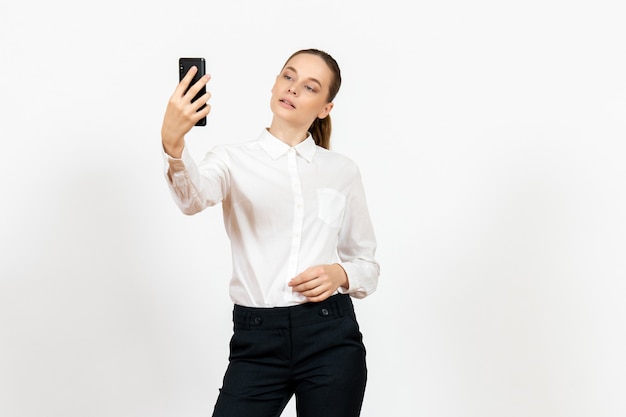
[290,266,322,286]
[289,275,305,287]
[302,279,334,298]
[190,91,212,113]
[184,74,211,102]
[305,290,333,303]
[174,65,198,97]
[189,103,211,125]
[291,277,321,293]
[178,90,211,123]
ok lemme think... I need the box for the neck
[268,119,309,147]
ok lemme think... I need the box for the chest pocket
[317,188,346,228]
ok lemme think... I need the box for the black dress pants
[211,294,367,417]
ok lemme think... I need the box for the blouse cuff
[336,262,368,299]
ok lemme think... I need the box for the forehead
[283,53,333,84]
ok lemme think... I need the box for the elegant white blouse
[164,129,379,307]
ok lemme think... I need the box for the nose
[288,85,297,95]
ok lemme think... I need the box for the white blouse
[164,129,379,307]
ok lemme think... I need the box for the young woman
[161,49,380,417]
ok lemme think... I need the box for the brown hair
[282,49,342,149]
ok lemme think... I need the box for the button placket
[286,148,304,291]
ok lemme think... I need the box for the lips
[279,98,296,109]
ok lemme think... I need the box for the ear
[317,102,334,119]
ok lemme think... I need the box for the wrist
[334,263,349,290]
[163,139,184,159]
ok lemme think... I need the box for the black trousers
[211,294,367,417]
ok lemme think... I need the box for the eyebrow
[284,66,322,88]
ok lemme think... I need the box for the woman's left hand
[289,264,349,302]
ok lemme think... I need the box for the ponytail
[308,116,332,150]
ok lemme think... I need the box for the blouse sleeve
[163,146,230,215]
[336,166,380,298]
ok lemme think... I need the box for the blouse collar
[259,129,317,163]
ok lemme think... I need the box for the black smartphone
[179,57,207,127]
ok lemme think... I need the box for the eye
[283,74,293,81]
[305,84,317,93]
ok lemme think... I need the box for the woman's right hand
[161,66,212,158]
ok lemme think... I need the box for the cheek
[271,78,281,94]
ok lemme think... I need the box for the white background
[1,1,625,416]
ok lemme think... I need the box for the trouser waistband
[233,293,354,330]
